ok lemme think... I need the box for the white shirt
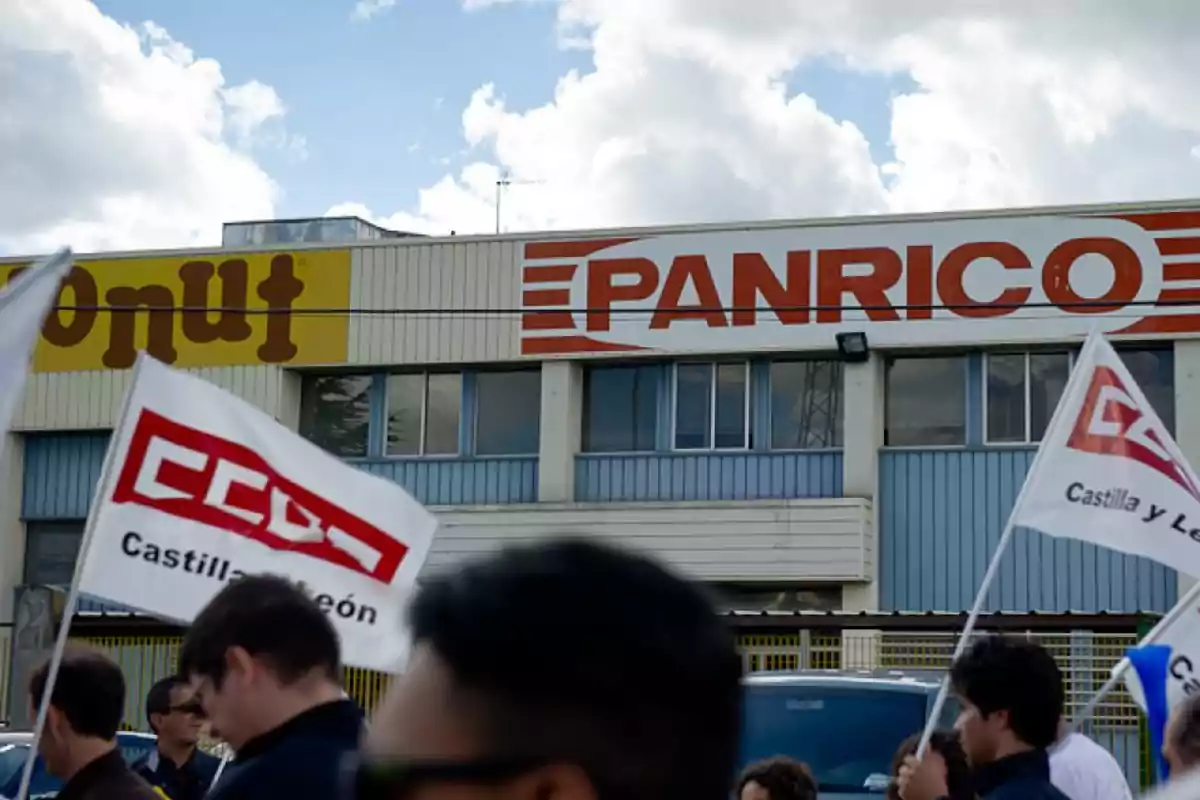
[1050,731,1134,800]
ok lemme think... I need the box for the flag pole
[1068,577,1200,732]
[15,355,147,800]
[915,331,1103,759]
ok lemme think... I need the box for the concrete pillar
[0,433,24,625]
[841,353,884,667]
[537,361,583,502]
[1175,341,1200,600]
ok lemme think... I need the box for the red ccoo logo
[111,409,409,584]
[1066,365,1200,502]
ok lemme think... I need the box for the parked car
[740,670,961,800]
[0,730,157,798]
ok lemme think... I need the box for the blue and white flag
[1127,643,1175,783]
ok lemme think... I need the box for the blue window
[674,362,751,450]
[884,356,967,446]
[769,360,843,449]
[298,375,372,457]
[384,372,462,456]
[474,370,542,455]
[582,364,660,452]
[983,351,1072,444]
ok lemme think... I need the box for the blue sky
[93,0,906,223]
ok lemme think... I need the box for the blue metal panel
[879,449,1177,613]
[575,451,843,503]
[22,432,110,520]
[357,456,538,505]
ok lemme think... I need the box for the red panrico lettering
[111,409,409,583]
[570,235,1148,333]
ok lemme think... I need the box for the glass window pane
[1119,348,1176,434]
[884,357,966,446]
[385,374,424,456]
[1029,353,1070,441]
[714,362,748,449]
[424,373,462,455]
[675,363,712,449]
[583,365,660,452]
[986,354,1027,443]
[23,522,83,586]
[770,360,844,449]
[476,370,541,455]
[299,375,373,458]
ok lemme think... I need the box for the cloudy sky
[3,0,1200,254]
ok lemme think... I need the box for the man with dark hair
[899,635,1069,800]
[27,645,160,798]
[352,539,743,800]
[737,756,818,800]
[178,574,363,800]
[131,676,219,800]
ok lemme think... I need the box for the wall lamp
[835,332,870,363]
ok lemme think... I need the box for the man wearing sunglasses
[351,539,743,800]
[133,675,220,800]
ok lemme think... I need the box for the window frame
[671,360,752,452]
[981,350,1075,447]
[580,362,664,455]
[765,358,844,451]
[882,353,970,449]
[472,367,543,457]
[382,371,463,458]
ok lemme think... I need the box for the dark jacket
[132,747,220,800]
[973,750,1071,800]
[56,749,162,800]
[205,699,365,800]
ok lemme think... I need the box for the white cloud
[0,0,298,254]
[339,0,1200,235]
[351,0,397,22]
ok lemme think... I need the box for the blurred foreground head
[357,538,742,800]
[1165,692,1200,775]
[29,645,125,780]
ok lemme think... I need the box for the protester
[353,539,742,800]
[889,730,972,800]
[898,635,1068,800]
[178,574,365,800]
[736,757,818,800]
[28,645,161,799]
[1164,692,1200,775]
[132,675,220,800]
[1048,717,1133,800]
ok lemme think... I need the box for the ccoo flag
[1010,331,1200,577]
[0,249,72,454]
[77,354,439,672]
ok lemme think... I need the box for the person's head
[888,731,972,800]
[1165,692,1200,774]
[146,675,206,748]
[28,646,125,779]
[178,574,343,750]
[736,757,817,800]
[949,635,1063,766]
[360,539,742,800]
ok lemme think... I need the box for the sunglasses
[341,753,548,800]
[168,701,206,717]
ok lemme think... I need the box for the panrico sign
[112,409,408,583]
[518,208,1200,355]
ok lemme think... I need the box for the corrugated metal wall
[878,450,1177,612]
[349,241,523,365]
[22,432,109,519]
[13,366,301,431]
[575,452,843,502]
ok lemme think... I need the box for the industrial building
[3,201,1193,785]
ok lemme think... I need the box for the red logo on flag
[1066,365,1200,502]
[111,409,409,583]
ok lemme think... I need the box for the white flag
[0,249,72,449]
[1011,331,1200,577]
[77,355,438,672]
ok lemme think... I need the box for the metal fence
[54,628,1147,789]
[738,629,1148,790]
